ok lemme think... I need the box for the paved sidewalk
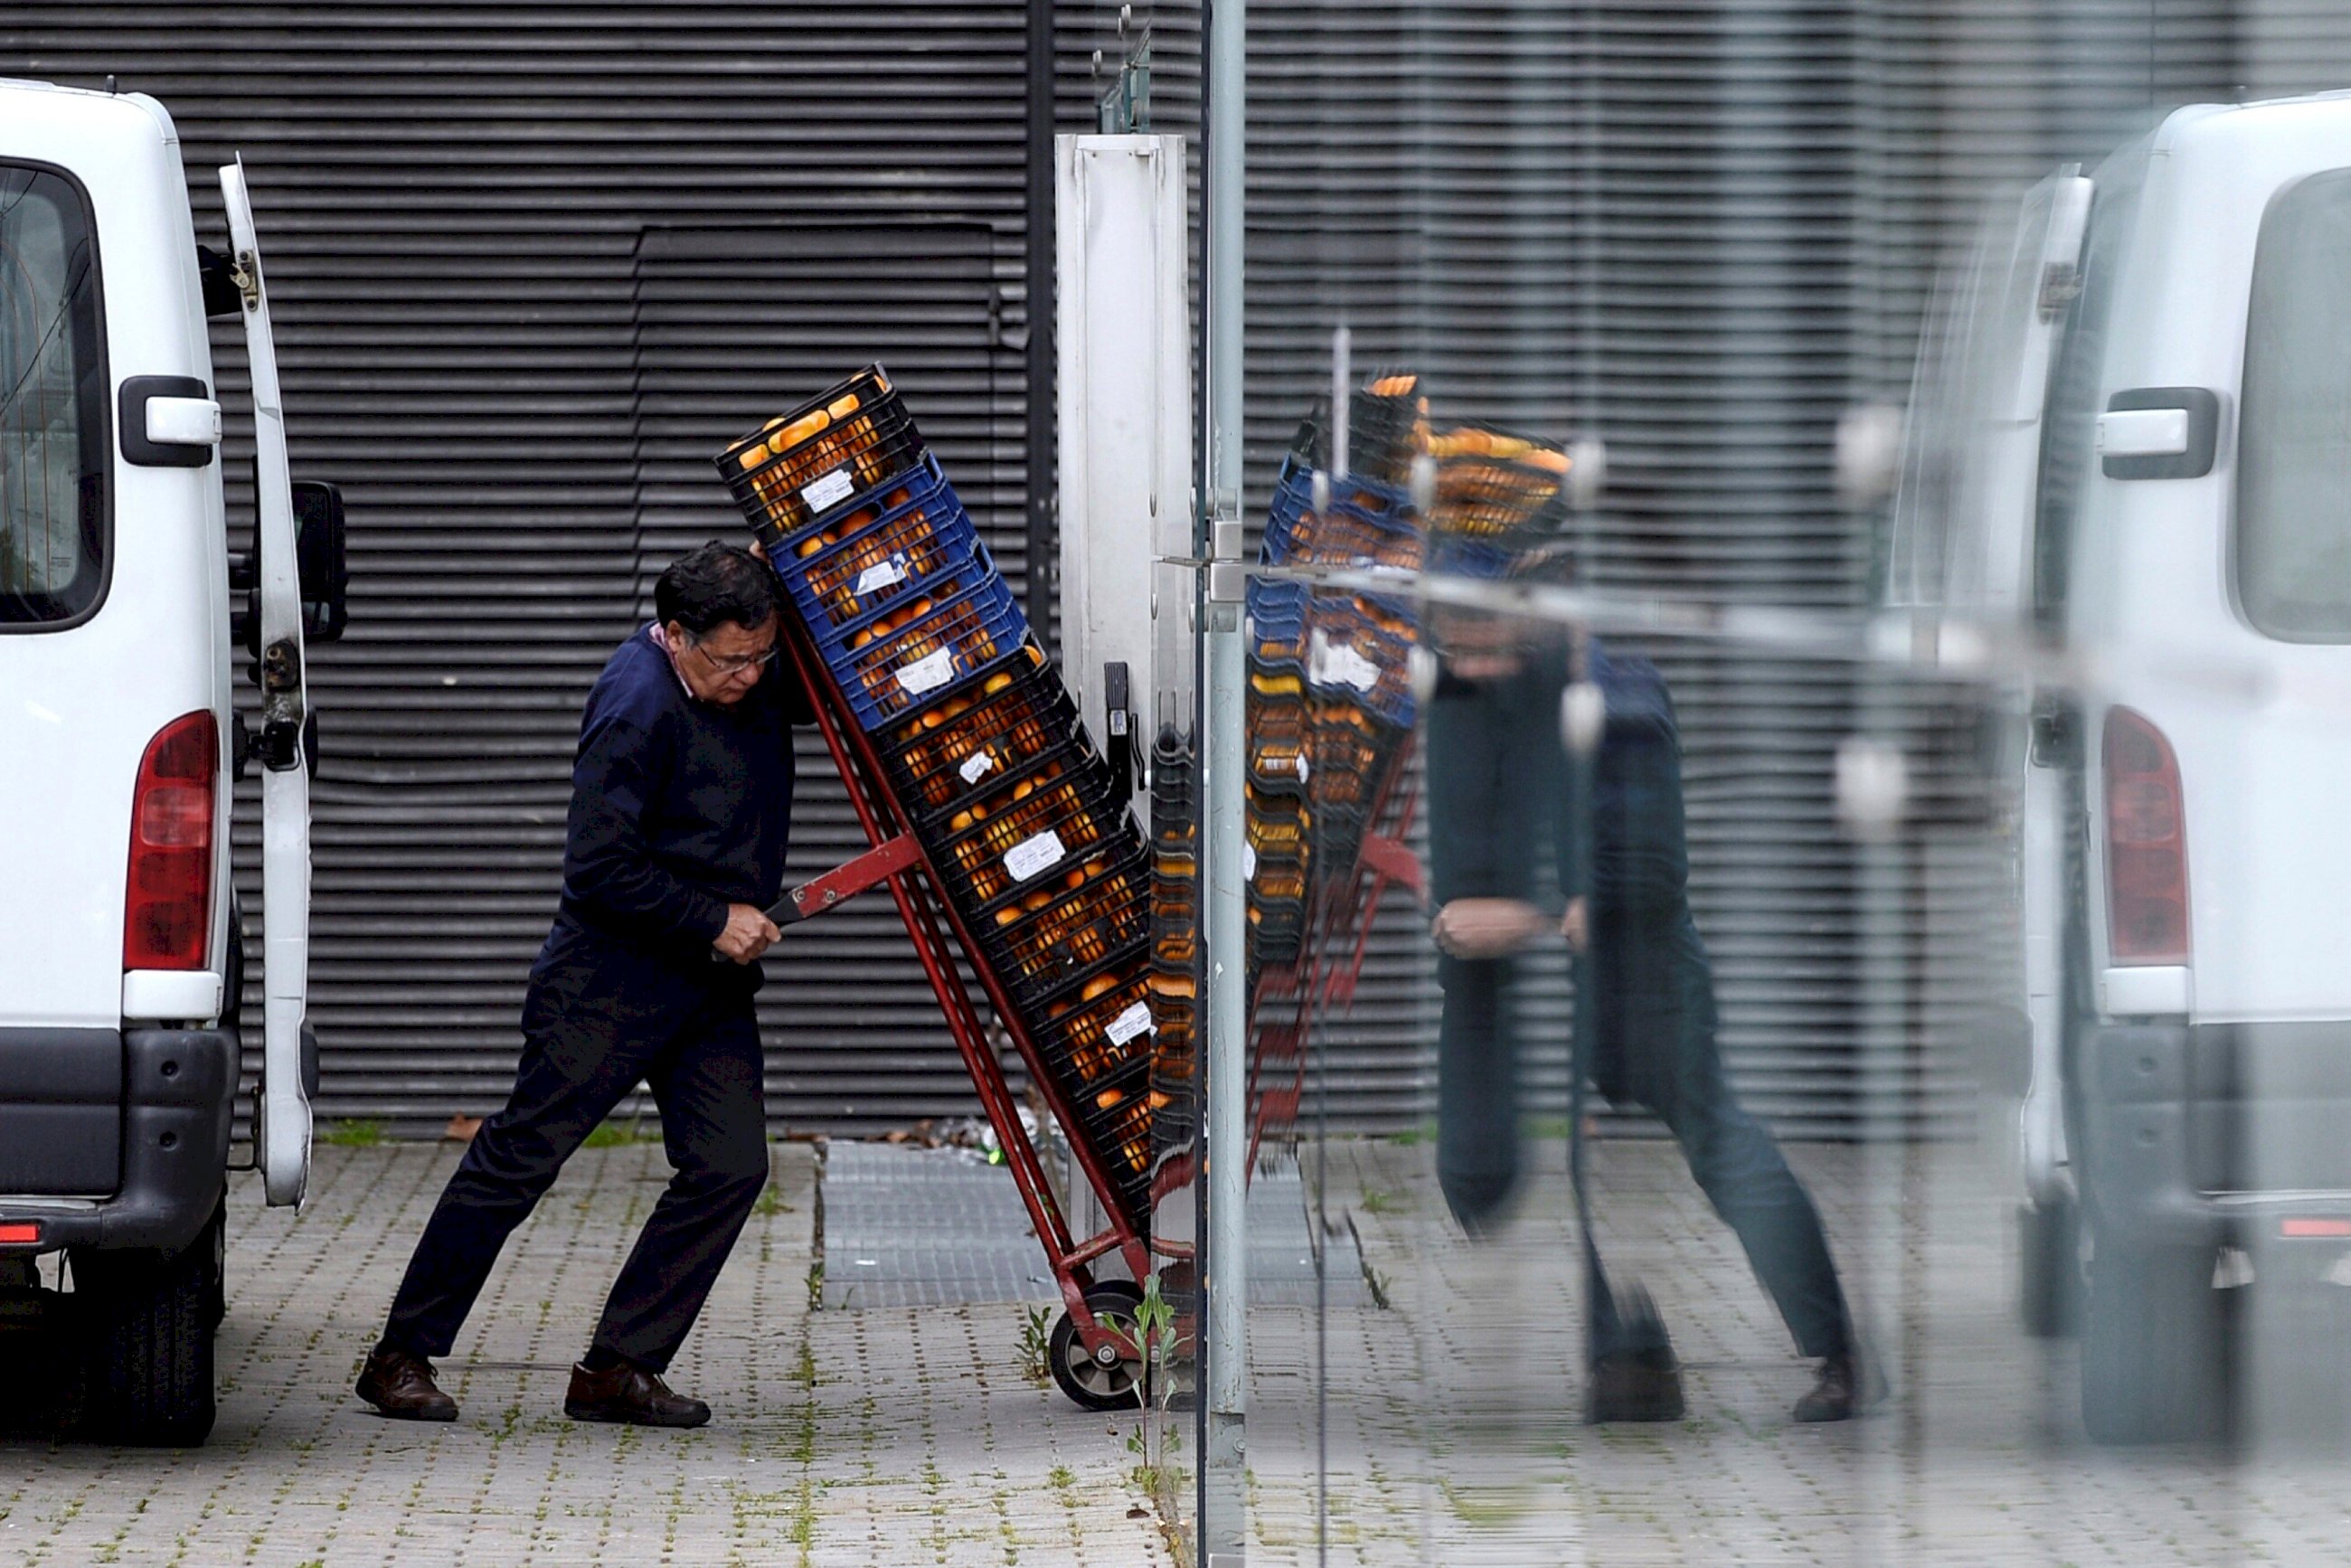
[0,1142,1172,1567]
[1249,1135,2351,1565]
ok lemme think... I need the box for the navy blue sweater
[1425,638,1688,916]
[543,625,813,984]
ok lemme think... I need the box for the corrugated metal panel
[9,4,1037,1134]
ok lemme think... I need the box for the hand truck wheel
[1049,1280,1147,1412]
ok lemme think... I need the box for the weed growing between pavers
[319,1119,384,1148]
[1016,1304,1053,1386]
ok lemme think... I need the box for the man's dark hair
[656,542,779,638]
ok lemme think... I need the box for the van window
[0,165,105,628]
[2240,167,2351,642]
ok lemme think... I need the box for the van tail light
[2104,706,2189,965]
[124,712,218,971]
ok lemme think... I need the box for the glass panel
[0,165,105,626]
[1167,13,2351,1563]
[2240,165,2351,642]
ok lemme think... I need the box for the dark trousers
[382,943,770,1372]
[1437,913,1854,1363]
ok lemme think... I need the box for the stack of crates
[1424,423,1575,579]
[1146,727,1197,1152]
[1242,384,1428,970]
[718,366,1156,1227]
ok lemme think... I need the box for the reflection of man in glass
[1424,611,1874,1423]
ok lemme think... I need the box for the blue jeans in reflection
[1438,920,1855,1362]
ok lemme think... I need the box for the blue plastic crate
[772,455,981,640]
[1303,594,1419,730]
[1261,455,1419,571]
[812,562,1033,732]
[1246,577,1308,669]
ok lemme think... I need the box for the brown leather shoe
[356,1344,458,1422]
[563,1360,711,1429]
[1793,1348,1886,1423]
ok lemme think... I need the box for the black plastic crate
[718,366,926,549]
[882,655,1083,822]
[1025,941,1154,1092]
[925,742,1131,913]
[976,845,1151,1010]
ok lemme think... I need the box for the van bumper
[0,1027,236,1255]
[2077,1018,2351,1247]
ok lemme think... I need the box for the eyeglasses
[689,640,779,677]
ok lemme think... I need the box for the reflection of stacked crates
[720,366,1157,1227]
[1425,424,1575,579]
[1242,389,1426,974]
[1146,729,1197,1150]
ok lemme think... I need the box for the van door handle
[118,374,219,468]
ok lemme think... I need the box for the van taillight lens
[124,712,217,971]
[2104,706,2188,965]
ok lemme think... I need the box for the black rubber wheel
[71,1204,223,1447]
[2017,1199,2080,1340]
[1049,1280,1146,1412]
[2081,1230,2224,1445]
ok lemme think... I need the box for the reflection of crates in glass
[1248,666,1310,792]
[881,647,1078,819]
[774,457,979,639]
[811,569,1029,732]
[1150,850,1196,969]
[1249,713,1308,792]
[1430,424,1572,540]
[1247,578,1308,667]
[1265,457,1421,571]
[977,845,1152,1009]
[720,366,926,549]
[1247,858,1308,965]
[1287,377,1430,485]
[1308,701,1407,816]
[1304,594,1418,729]
[928,745,1129,912]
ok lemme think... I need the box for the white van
[1893,92,2351,1443]
[0,79,338,1444]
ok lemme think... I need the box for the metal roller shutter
[9,3,1037,1134]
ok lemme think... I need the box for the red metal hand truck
[760,590,1159,1410]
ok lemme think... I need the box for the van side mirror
[291,480,349,642]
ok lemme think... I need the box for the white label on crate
[895,647,956,696]
[800,467,855,514]
[854,553,911,597]
[1309,628,1381,693]
[1296,753,1311,783]
[957,749,998,785]
[1242,841,1258,882]
[1004,829,1067,883]
[1106,1001,1156,1046]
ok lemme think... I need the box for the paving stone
[0,1142,1173,1566]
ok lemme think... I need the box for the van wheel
[70,1204,222,1447]
[2017,1199,2080,1338]
[2081,1232,2224,1444]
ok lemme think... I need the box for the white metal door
[221,158,312,1208]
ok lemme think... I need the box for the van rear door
[221,159,312,1208]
